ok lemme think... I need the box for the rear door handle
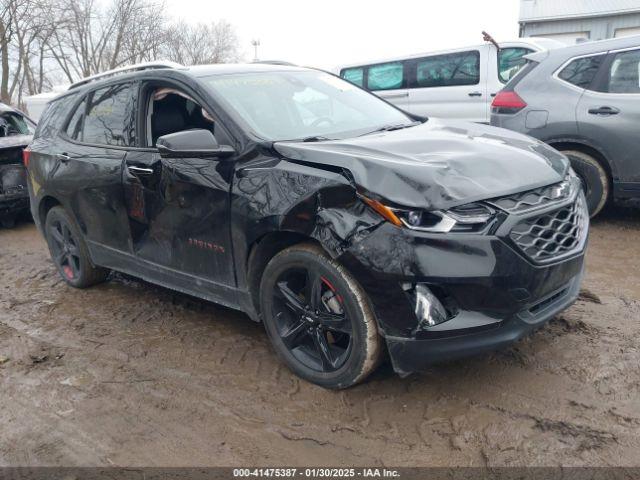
[127,165,154,176]
[56,153,70,163]
[588,106,620,115]
[468,91,483,97]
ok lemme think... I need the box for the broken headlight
[394,203,495,233]
[360,195,496,233]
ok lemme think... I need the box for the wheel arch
[37,195,63,227]
[246,230,325,318]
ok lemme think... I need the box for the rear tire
[260,243,382,389]
[561,150,609,217]
[44,206,109,288]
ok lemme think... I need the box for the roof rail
[69,61,184,90]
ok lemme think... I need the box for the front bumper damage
[338,189,588,376]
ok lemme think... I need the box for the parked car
[0,103,35,228]
[26,62,587,388]
[336,38,563,123]
[491,35,640,217]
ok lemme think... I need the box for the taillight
[22,147,31,168]
[491,91,527,114]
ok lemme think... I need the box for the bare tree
[45,0,169,81]
[164,20,240,65]
[0,0,241,105]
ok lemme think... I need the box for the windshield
[200,70,415,141]
[0,111,35,137]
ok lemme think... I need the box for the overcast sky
[166,0,521,70]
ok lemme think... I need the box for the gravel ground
[0,209,639,467]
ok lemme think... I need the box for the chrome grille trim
[509,193,588,263]
[488,179,574,214]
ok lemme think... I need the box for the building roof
[520,0,640,22]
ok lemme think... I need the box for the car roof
[61,62,315,97]
[0,102,17,113]
[527,34,640,64]
[185,63,311,77]
[335,38,560,71]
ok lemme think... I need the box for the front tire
[562,150,609,217]
[44,206,109,288]
[260,243,382,389]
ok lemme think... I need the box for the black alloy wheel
[48,218,81,281]
[272,267,353,372]
[44,206,109,288]
[260,243,382,389]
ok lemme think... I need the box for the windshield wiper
[361,122,420,136]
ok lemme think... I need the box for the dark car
[491,35,640,217]
[0,103,35,227]
[26,63,588,388]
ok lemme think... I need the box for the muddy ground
[0,209,639,468]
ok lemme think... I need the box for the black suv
[27,63,588,388]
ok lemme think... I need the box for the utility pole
[251,39,261,62]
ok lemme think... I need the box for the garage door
[532,32,590,45]
[615,26,640,38]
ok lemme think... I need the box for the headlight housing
[361,194,496,233]
[395,203,496,233]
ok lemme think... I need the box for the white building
[520,0,640,44]
[23,84,70,121]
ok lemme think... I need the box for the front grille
[509,194,587,263]
[488,180,573,214]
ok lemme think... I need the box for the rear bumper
[0,163,29,219]
[385,267,583,375]
[0,195,29,218]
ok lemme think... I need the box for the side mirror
[156,129,235,159]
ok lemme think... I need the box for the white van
[336,38,563,123]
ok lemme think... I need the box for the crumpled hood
[274,119,568,211]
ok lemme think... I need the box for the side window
[340,67,365,87]
[498,48,534,83]
[414,50,480,88]
[558,55,605,89]
[606,49,640,93]
[82,83,137,146]
[367,62,404,91]
[147,87,220,146]
[66,97,87,140]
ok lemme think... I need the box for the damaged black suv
[26,63,588,388]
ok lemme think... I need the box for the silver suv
[491,35,640,217]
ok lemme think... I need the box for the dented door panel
[123,150,235,286]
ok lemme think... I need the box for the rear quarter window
[558,55,605,89]
[498,48,534,83]
[33,93,79,139]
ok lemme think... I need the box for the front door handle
[127,165,154,176]
[468,91,483,97]
[588,106,620,115]
[56,153,70,163]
